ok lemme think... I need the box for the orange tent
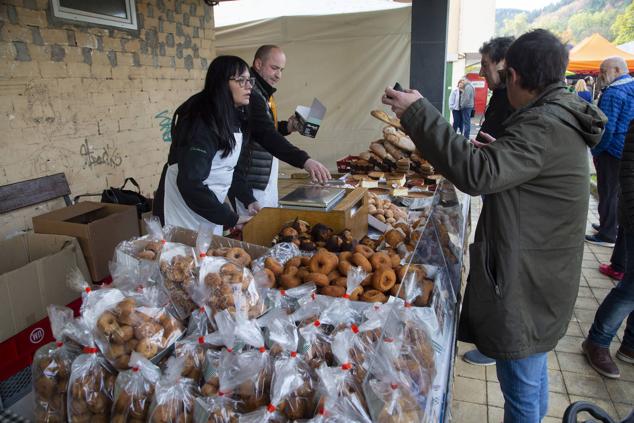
[568,33,634,73]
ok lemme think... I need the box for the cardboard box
[32,202,140,282]
[0,233,89,344]
[295,98,326,138]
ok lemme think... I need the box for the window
[51,0,138,30]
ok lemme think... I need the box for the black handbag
[74,178,152,219]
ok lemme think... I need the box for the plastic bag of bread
[391,263,433,307]
[198,255,263,318]
[158,230,200,319]
[199,349,222,397]
[111,352,161,422]
[32,305,78,423]
[148,356,199,423]
[319,267,366,326]
[186,280,216,336]
[215,347,271,413]
[65,319,116,423]
[362,347,426,423]
[240,354,311,422]
[266,282,316,314]
[257,308,299,358]
[192,395,240,423]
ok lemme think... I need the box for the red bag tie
[198,336,205,344]
[83,347,98,354]
[390,383,398,390]
[313,320,321,327]
[351,324,359,334]
[280,289,287,297]
[341,362,352,371]
[227,348,233,353]
[342,293,350,299]
[132,366,140,372]
[55,341,64,347]
[258,346,266,353]
[290,351,297,358]
[267,404,276,413]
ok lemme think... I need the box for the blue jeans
[496,352,548,422]
[451,110,462,133]
[461,108,473,139]
[588,231,634,349]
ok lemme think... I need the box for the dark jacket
[232,69,310,193]
[401,82,606,359]
[476,86,513,141]
[154,93,255,227]
[619,120,634,232]
[592,75,634,159]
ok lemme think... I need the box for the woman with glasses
[154,55,259,234]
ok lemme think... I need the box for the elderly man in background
[460,77,475,139]
[586,57,634,250]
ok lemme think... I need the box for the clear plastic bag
[65,319,117,423]
[216,348,271,413]
[158,238,199,320]
[111,352,161,422]
[148,356,199,423]
[266,283,316,314]
[250,242,303,274]
[32,305,78,423]
[193,395,240,423]
[319,267,366,327]
[257,308,299,357]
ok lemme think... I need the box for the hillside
[495,0,633,44]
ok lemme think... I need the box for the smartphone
[387,82,404,99]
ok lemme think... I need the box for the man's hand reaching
[303,159,331,184]
[381,87,423,118]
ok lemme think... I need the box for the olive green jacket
[401,82,606,359]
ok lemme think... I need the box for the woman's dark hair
[479,36,515,64]
[172,55,249,158]
[505,29,568,93]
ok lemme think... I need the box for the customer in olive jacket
[383,29,606,422]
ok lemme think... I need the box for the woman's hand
[381,87,423,118]
[247,201,261,216]
[304,159,331,184]
[236,215,252,226]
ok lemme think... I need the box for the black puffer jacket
[619,120,634,232]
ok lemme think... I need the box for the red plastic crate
[336,155,360,173]
[0,297,82,381]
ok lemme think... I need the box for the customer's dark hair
[253,45,280,64]
[505,29,568,93]
[479,36,515,63]
[173,55,249,158]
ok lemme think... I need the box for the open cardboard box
[32,202,140,282]
[0,233,90,344]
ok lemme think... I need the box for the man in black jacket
[230,45,331,216]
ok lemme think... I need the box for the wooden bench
[0,173,72,214]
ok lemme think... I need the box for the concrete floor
[451,195,634,422]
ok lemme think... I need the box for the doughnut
[299,239,317,251]
[325,235,344,252]
[340,229,353,242]
[361,289,387,303]
[398,264,426,283]
[284,266,299,276]
[353,244,374,258]
[279,274,301,289]
[97,312,120,336]
[338,260,352,275]
[390,283,403,297]
[320,285,345,297]
[137,250,156,260]
[262,268,276,287]
[204,273,222,288]
[361,273,373,287]
[311,224,332,242]
[280,226,299,242]
[351,253,372,273]
[349,286,364,301]
[333,277,348,288]
[116,298,136,318]
[339,251,353,262]
[385,229,406,247]
[35,376,56,399]
[360,236,377,250]
[296,267,310,281]
[389,253,402,268]
[225,248,251,267]
[305,273,329,288]
[416,278,434,306]
[146,241,163,253]
[114,353,131,369]
[309,251,338,275]
[136,338,159,358]
[264,257,283,276]
[372,268,396,292]
[286,257,302,269]
[134,321,162,340]
[300,256,311,267]
[340,241,353,252]
[369,252,391,271]
[112,325,134,344]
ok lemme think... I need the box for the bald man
[229,45,331,216]
[586,57,634,250]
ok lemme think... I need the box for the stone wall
[0,0,215,236]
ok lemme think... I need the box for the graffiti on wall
[79,139,123,169]
[155,110,172,142]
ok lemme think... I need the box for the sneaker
[585,234,616,248]
[582,339,620,378]
[462,349,496,366]
[598,263,624,281]
[616,344,634,364]
[592,223,600,232]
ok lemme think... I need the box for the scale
[278,185,346,211]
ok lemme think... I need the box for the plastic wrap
[187,278,216,336]
[319,267,366,327]
[198,256,264,319]
[111,352,161,422]
[200,349,222,397]
[257,308,299,357]
[174,335,209,385]
[308,365,371,423]
[250,242,303,274]
[266,283,317,314]
[32,305,78,423]
[216,348,271,413]
[65,319,116,423]
[158,238,199,320]
[193,396,240,423]
[148,356,199,423]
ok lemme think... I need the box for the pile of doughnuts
[368,193,407,225]
[97,297,183,369]
[207,246,252,267]
[260,245,417,303]
[271,219,355,253]
[67,359,116,423]
[159,254,197,317]
[33,349,74,423]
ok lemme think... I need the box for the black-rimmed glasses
[230,77,256,87]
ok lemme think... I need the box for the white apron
[236,156,279,214]
[164,133,243,235]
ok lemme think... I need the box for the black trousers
[595,152,620,241]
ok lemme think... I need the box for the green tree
[499,12,530,37]
[568,9,618,42]
[612,1,634,44]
